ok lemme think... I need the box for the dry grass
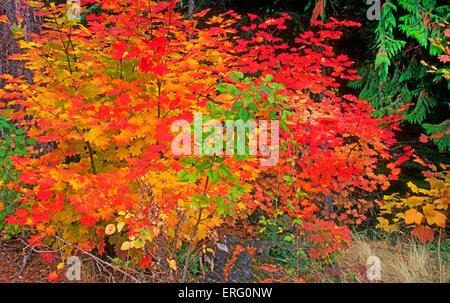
[316,231,449,283]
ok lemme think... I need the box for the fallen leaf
[47,271,60,282]
[167,259,177,271]
[216,243,229,252]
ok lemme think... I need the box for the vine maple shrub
[0,0,405,280]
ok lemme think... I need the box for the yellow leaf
[117,222,125,233]
[57,262,64,270]
[167,259,177,271]
[405,196,427,208]
[422,204,435,216]
[429,178,445,190]
[85,126,110,149]
[376,217,398,232]
[423,205,447,228]
[105,224,116,235]
[120,241,130,250]
[116,147,129,160]
[404,209,423,225]
[85,126,103,142]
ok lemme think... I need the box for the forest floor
[0,231,448,283]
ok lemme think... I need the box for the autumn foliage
[0,0,412,280]
[377,160,449,243]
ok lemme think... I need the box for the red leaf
[111,41,128,60]
[310,0,324,25]
[47,271,60,282]
[248,13,258,21]
[419,134,429,143]
[432,132,443,139]
[140,256,153,268]
[40,252,57,263]
[439,54,450,63]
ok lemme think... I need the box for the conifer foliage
[349,0,449,151]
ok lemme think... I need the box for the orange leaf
[0,15,8,23]
[423,205,447,228]
[411,225,434,243]
[404,209,423,225]
[419,134,428,143]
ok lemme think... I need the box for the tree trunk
[0,0,42,88]
[187,0,195,19]
[0,1,55,156]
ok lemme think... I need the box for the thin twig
[52,235,141,283]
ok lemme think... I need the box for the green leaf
[215,83,228,93]
[248,102,259,113]
[239,108,249,122]
[269,109,277,120]
[265,74,274,81]
[218,164,230,176]
[232,100,243,110]
[243,95,253,105]
[197,160,211,170]
[177,169,190,182]
[15,129,26,135]
[208,169,220,185]
[26,138,37,145]
[228,71,244,80]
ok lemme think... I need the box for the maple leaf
[419,134,429,143]
[411,225,434,243]
[439,55,450,63]
[80,214,97,227]
[28,235,43,248]
[40,252,57,263]
[112,41,128,60]
[140,256,153,268]
[248,14,258,21]
[193,9,210,18]
[152,63,169,76]
[404,209,423,225]
[120,241,131,250]
[423,204,447,227]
